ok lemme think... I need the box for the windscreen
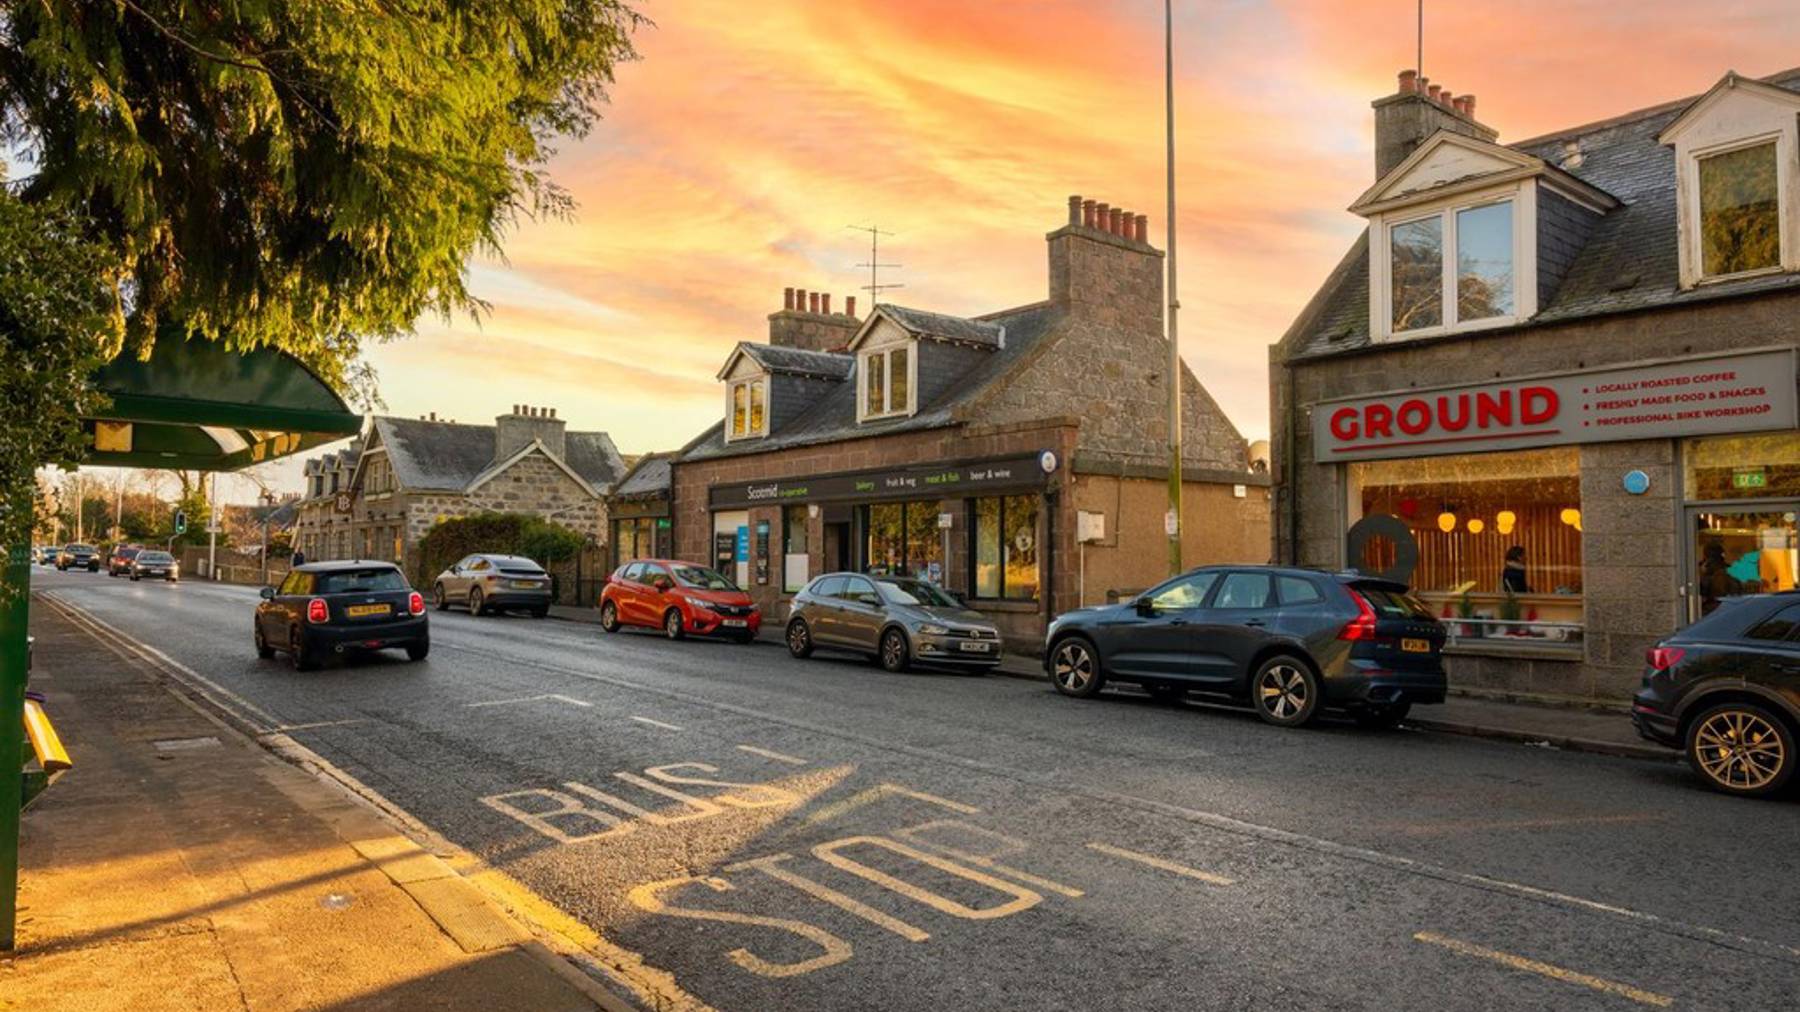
[316,568,408,594]
[137,552,172,563]
[673,565,736,590]
[878,578,961,608]
[1355,584,1436,620]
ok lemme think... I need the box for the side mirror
[1134,596,1156,617]
[259,585,276,600]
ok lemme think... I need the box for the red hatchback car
[600,559,761,642]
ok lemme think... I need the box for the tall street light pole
[1164,0,1184,575]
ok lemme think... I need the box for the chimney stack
[1048,194,1164,332]
[1372,69,1498,179]
[495,403,567,460]
[769,287,860,351]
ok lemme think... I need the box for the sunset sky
[145,2,1800,499]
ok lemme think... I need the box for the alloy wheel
[665,609,684,640]
[1257,663,1309,721]
[881,630,908,672]
[1051,641,1098,696]
[469,589,484,616]
[1693,709,1787,792]
[788,620,811,656]
[600,601,619,632]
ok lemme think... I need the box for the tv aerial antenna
[847,224,903,306]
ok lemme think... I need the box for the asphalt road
[31,566,1800,1011]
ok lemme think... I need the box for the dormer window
[727,377,767,440]
[1697,139,1781,278]
[1386,195,1518,336]
[861,345,912,420]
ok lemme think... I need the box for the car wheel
[1685,702,1795,798]
[879,628,911,673]
[600,600,621,633]
[406,639,430,662]
[1352,701,1412,729]
[289,628,317,671]
[469,588,486,616]
[1252,655,1320,728]
[787,619,814,658]
[663,608,685,640]
[254,622,274,659]
[433,583,450,611]
[1050,637,1104,698]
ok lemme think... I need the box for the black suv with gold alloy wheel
[1043,566,1446,729]
[1633,593,1800,798]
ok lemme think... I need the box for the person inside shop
[1697,540,1742,616]
[1501,545,1531,594]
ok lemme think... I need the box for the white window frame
[1369,180,1538,343]
[857,341,917,422]
[724,376,768,443]
[1684,131,1792,286]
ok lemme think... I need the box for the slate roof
[1280,68,1800,363]
[736,343,855,380]
[612,453,672,499]
[878,304,1007,347]
[680,300,1061,463]
[369,417,624,493]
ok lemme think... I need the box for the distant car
[785,573,1003,673]
[36,546,57,566]
[1043,566,1446,729]
[255,561,428,670]
[56,544,99,572]
[431,553,553,617]
[600,560,759,642]
[129,550,179,582]
[1633,593,1800,798]
[106,545,142,576]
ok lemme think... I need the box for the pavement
[22,569,1800,1011]
[550,602,1668,760]
[4,602,619,1012]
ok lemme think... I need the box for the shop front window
[783,504,810,593]
[863,500,944,582]
[1684,432,1800,501]
[1685,433,1800,619]
[973,495,1040,601]
[1349,447,1582,647]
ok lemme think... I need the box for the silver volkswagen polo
[785,573,1003,673]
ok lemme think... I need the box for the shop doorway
[1686,505,1799,622]
[823,521,851,574]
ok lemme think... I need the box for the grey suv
[786,573,1003,673]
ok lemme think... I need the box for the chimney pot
[1426,83,1441,101]
[1095,202,1110,233]
[846,295,857,318]
[821,293,832,315]
[1067,195,1082,226]
[1106,207,1120,235]
[1398,69,1417,94]
[1082,199,1097,228]
[808,292,820,313]
[1134,213,1148,243]
[1463,93,1476,117]
[783,286,795,311]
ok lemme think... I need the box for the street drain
[151,736,223,752]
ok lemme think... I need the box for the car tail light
[306,598,329,623]
[408,591,425,615]
[1338,591,1379,641]
[1645,645,1686,671]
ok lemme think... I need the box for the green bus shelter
[2,332,363,949]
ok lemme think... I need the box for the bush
[414,512,587,584]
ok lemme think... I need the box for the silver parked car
[785,573,1003,673]
[431,553,552,617]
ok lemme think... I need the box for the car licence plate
[1401,638,1430,653]
[721,619,748,628]
[510,580,541,589]
[347,603,391,617]
[958,641,992,652]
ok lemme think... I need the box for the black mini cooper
[1634,592,1800,798]
[256,561,429,670]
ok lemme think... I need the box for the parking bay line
[1085,842,1234,887]
[1413,931,1674,1008]
[465,694,592,709]
[735,744,808,766]
[630,715,683,732]
[432,636,1800,965]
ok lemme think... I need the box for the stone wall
[1068,472,1272,607]
[1273,287,1800,701]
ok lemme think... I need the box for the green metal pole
[1,541,30,951]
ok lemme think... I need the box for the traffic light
[173,510,187,535]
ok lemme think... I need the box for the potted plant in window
[1451,580,1479,639]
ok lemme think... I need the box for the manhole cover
[151,736,223,752]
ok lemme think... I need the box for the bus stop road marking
[1413,931,1674,1007]
[1085,842,1235,887]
